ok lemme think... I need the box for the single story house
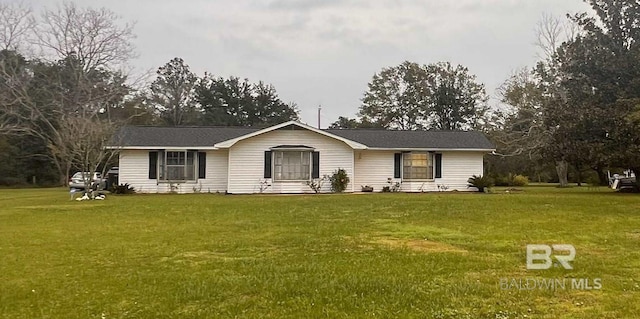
[113,121,495,194]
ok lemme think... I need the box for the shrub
[329,168,350,193]
[381,186,391,192]
[494,174,529,187]
[467,175,494,193]
[110,183,135,194]
[306,177,327,194]
[494,175,511,187]
[511,175,529,186]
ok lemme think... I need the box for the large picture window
[403,152,433,180]
[274,151,311,181]
[159,151,196,181]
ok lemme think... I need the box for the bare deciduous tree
[494,68,548,156]
[532,13,584,187]
[494,49,579,185]
[0,2,35,51]
[0,3,136,187]
[0,56,128,185]
[535,12,581,61]
[36,2,136,71]
[55,115,121,192]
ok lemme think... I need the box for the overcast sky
[26,0,591,127]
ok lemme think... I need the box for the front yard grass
[0,187,639,318]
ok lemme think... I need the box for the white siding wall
[353,150,397,192]
[200,150,228,193]
[118,149,228,194]
[227,129,355,194]
[354,150,485,192]
[119,150,159,193]
[436,151,485,191]
[119,145,484,194]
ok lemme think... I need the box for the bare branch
[534,13,584,62]
[563,16,582,43]
[0,1,35,52]
[36,2,136,71]
[535,13,564,61]
[0,1,136,185]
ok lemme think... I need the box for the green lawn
[1,187,639,318]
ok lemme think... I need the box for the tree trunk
[556,160,569,187]
[631,167,640,192]
[576,168,582,187]
[60,160,72,187]
[54,159,66,187]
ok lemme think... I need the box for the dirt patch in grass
[161,251,259,264]
[370,218,469,241]
[626,231,640,240]
[373,237,468,253]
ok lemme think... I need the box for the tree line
[1,0,639,191]
[331,0,640,189]
[0,2,299,186]
[489,0,640,188]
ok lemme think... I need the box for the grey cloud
[21,0,592,126]
[262,0,350,11]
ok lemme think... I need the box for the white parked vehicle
[609,170,636,190]
[69,172,106,191]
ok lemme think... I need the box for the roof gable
[213,121,368,149]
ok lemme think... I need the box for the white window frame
[273,150,312,182]
[159,150,196,182]
[402,152,434,181]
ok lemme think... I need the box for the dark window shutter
[264,151,272,178]
[312,151,320,178]
[394,153,401,178]
[435,153,442,178]
[149,151,158,179]
[198,152,206,179]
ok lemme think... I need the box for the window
[274,151,311,181]
[403,152,433,180]
[159,151,196,181]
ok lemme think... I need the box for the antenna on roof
[317,105,322,129]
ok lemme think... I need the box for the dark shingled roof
[325,129,495,149]
[116,126,259,147]
[116,125,495,150]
